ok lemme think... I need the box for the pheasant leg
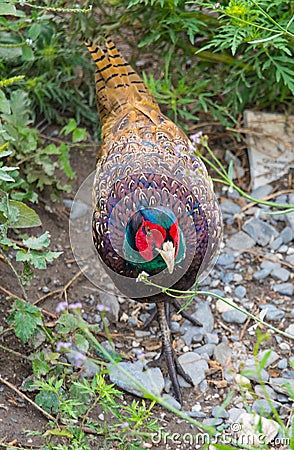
[147,301,193,405]
[171,298,202,327]
[141,297,202,330]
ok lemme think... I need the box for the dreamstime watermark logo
[68,169,222,297]
[149,424,290,447]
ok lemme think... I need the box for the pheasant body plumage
[86,38,222,403]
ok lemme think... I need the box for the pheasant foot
[146,301,193,405]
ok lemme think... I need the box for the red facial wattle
[135,220,166,261]
[169,220,179,256]
[135,219,179,262]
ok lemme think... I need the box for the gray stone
[251,184,273,199]
[211,406,229,419]
[98,292,120,321]
[273,267,290,281]
[235,285,247,298]
[277,359,288,370]
[285,324,294,336]
[191,332,204,343]
[222,309,247,324]
[226,231,255,252]
[287,212,294,232]
[181,302,214,345]
[286,253,294,265]
[276,394,289,403]
[264,306,285,321]
[281,226,293,244]
[260,260,281,272]
[178,352,209,387]
[108,360,164,397]
[63,199,89,220]
[202,418,223,427]
[270,237,283,250]
[188,410,206,419]
[253,268,271,280]
[254,384,277,400]
[213,343,232,366]
[217,253,235,266]
[205,333,219,345]
[258,349,279,368]
[228,407,246,422]
[242,217,278,246]
[194,343,216,357]
[279,245,288,253]
[170,321,181,333]
[272,282,294,297]
[242,364,269,382]
[162,394,181,410]
[252,399,272,416]
[221,200,241,215]
[269,377,294,396]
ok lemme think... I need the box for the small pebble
[222,309,247,324]
[253,268,271,280]
[277,359,288,370]
[272,267,290,282]
[217,253,235,266]
[235,285,246,298]
[252,399,272,416]
[213,343,232,365]
[272,282,294,297]
[211,406,229,419]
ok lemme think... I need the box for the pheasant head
[124,206,186,275]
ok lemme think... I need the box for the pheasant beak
[156,241,175,274]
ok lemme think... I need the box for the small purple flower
[190,131,203,145]
[137,351,146,361]
[56,341,72,352]
[72,351,87,367]
[68,302,82,311]
[97,304,110,313]
[120,422,129,429]
[56,301,67,314]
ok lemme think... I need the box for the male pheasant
[86,37,222,404]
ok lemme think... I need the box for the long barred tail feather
[85,38,158,124]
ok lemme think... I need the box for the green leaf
[72,127,86,143]
[35,391,59,414]
[21,45,34,62]
[8,200,41,228]
[58,143,75,179]
[75,333,89,353]
[56,313,78,334]
[28,23,42,40]
[32,355,51,377]
[61,118,77,136]
[0,90,10,114]
[0,2,17,15]
[22,231,50,250]
[9,300,43,343]
[0,168,15,182]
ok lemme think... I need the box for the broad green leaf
[61,118,77,136]
[0,2,17,15]
[32,356,51,377]
[35,391,59,414]
[22,231,50,249]
[0,90,10,114]
[58,143,75,179]
[75,333,89,353]
[0,168,15,181]
[56,313,78,334]
[72,127,86,143]
[8,200,41,228]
